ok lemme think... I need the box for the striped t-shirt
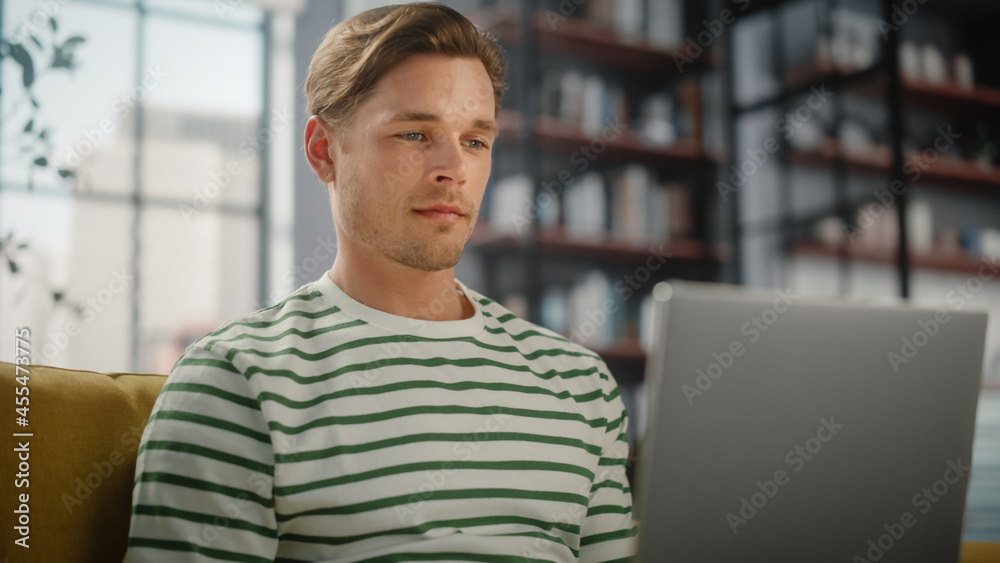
[123,272,637,562]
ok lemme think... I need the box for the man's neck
[326,252,474,322]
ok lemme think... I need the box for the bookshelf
[466,0,723,392]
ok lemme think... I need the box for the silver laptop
[637,281,988,562]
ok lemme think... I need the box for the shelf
[788,240,995,275]
[783,59,1000,117]
[482,12,717,76]
[498,111,719,168]
[469,225,717,265]
[787,138,1000,193]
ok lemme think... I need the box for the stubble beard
[337,183,479,273]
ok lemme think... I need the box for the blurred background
[1,0,998,541]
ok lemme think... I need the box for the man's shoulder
[462,283,607,365]
[184,279,336,358]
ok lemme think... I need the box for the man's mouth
[414,204,464,225]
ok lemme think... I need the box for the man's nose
[426,136,468,187]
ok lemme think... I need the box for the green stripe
[580,525,639,547]
[127,537,272,563]
[598,457,628,467]
[591,479,629,493]
[586,504,633,517]
[258,379,612,409]
[139,440,273,475]
[162,383,260,410]
[244,356,600,386]
[135,472,273,508]
[174,357,240,374]
[267,404,607,435]
[278,514,579,547]
[274,459,593,496]
[203,294,331,337]
[276,488,587,521]
[492,530,580,557]
[207,318,365,349]
[273,431,601,463]
[133,504,277,539]
[149,410,271,444]
[223,333,599,366]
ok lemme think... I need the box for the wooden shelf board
[785,59,1000,115]
[484,12,716,75]
[498,111,717,167]
[469,225,715,264]
[789,240,993,274]
[787,138,1000,192]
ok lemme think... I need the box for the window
[0,0,270,374]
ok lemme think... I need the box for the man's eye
[401,132,423,141]
[468,139,488,150]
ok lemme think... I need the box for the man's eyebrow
[386,110,498,137]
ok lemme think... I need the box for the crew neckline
[315,271,485,339]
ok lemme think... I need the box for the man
[123,4,636,562]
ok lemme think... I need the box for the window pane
[1,2,138,193]
[138,207,259,374]
[140,15,263,206]
[145,0,265,26]
[0,193,135,372]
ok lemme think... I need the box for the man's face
[327,54,497,272]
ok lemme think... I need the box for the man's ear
[304,115,337,184]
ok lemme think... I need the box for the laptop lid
[637,281,988,562]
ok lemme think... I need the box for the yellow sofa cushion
[0,362,166,563]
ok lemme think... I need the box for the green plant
[1,14,85,189]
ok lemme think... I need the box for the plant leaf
[57,168,75,178]
[23,119,33,133]
[16,242,29,249]
[8,43,35,89]
[30,35,42,50]
[33,156,48,167]
[7,258,19,274]
[52,291,64,302]
[49,17,57,32]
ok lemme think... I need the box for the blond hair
[305,3,508,137]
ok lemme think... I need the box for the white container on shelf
[899,42,922,82]
[921,44,948,85]
[564,172,607,242]
[906,199,933,252]
[954,53,975,90]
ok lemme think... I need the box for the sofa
[2,361,999,563]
